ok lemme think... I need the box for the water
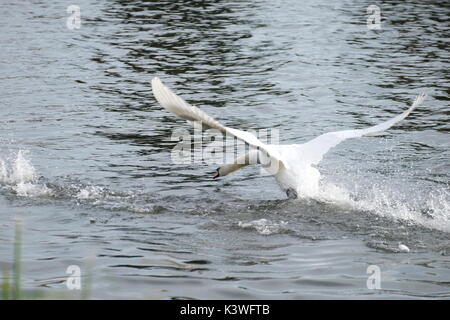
[0,0,449,299]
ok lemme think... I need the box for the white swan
[151,77,426,198]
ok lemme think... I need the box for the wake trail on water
[1,150,449,233]
[0,150,163,214]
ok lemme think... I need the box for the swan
[151,77,426,198]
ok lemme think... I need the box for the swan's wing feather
[224,127,267,150]
[289,93,426,165]
[152,77,226,132]
[152,77,285,166]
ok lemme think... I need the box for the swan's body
[151,77,426,198]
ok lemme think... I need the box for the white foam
[0,160,8,183]
[0,150,51,197]
[76,186,104,200]
[398,243,410,253]
[238,218,288,235]
[315,182,355,207]
[14,182,51,197]
[307,180,450,233]
[13,150,36,183]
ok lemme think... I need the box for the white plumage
[151,77,426,198]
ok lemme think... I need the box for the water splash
[0,150,35,184]
[308,179,450,233]
[0,150,51,197]
[1,151,448,233]
[75,186,105,200]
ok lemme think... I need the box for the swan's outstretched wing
[151,77,284,165]
[287,93,426,166]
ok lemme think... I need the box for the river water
[0,0,449,299]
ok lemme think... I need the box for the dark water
[0,0,449,299]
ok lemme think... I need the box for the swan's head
[213,163,244,179]
[213,167,220,179]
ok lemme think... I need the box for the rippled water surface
[0,0,449,299]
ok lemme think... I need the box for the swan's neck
[218,150,260,177]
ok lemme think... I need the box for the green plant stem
[13,220,22,300]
